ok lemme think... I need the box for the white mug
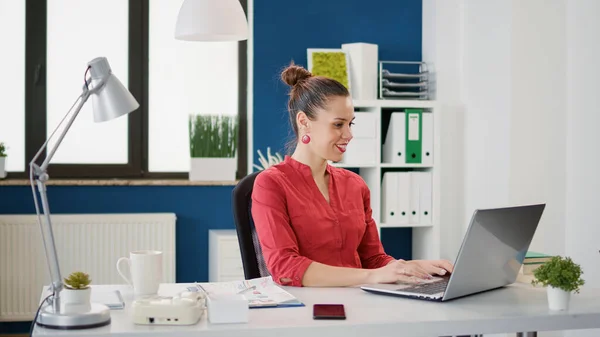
[116,250,163,296]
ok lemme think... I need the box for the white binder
[422,113,433,166]
[415,171,433,225]
[397,173,410,225]
[381,172,398,224]
[381,172,410,225]
[382,112,406,164]
[409,172,420,224]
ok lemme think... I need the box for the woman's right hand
[367,260,433,284]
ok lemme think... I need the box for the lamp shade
[87,57,139,123]
[174,0,248,41]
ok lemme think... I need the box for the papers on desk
[196,276,304,308]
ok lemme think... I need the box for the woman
[251,63,453,287]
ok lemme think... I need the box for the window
[0,0,25,171]
[148,0,239,172]
[47,0,129,164]
[11,0,248,179]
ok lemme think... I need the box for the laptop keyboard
[400,276,449,295]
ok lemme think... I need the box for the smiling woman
[249,63,454,288]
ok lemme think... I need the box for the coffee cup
[116,250,163,296]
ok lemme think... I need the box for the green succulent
[64,271,91,290]
[532,256,585,293]
[0,142,6,157]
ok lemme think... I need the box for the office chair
[231,171,271,280]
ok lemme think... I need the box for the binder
[421,112,433,166]
[405,109,422,164]
[409,172,420,224]
[397,173,410,225]
[381,172,398,224]
[415,171,432,225]
[381,172,410,225]
[382,112,406,163]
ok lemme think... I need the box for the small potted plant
[0,142,7,179]
[532,256,585,311]
[188,114,239,181]
[62,271,92,306]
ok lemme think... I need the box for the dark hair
[280,62,350,153]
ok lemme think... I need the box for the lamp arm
[38,90,91,172]
[29,83,95,313]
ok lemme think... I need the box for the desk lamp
[31,57,139,329]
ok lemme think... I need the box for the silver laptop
[361,204,546,302]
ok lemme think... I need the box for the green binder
[405,109,422,164]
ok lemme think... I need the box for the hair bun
[281,63,312,87]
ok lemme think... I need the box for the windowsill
[0,178,238,186]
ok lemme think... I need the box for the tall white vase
[0,157,6,179]
[190,157,237,181]
[547,286,571,311]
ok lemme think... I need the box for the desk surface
[33,282,600,337]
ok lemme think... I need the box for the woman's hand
[406,259,454,276]
[367,260,434,284]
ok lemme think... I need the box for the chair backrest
[231,171,270,280]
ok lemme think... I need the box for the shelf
[353,99,437,109]
[331,163,433,169]
[380,163,433,169]
[330,163,377,168]
[378,223,434,228]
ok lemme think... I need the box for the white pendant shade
[174,0,248,41]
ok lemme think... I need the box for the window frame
[18,0,248,180]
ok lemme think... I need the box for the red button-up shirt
[251,156,395,287]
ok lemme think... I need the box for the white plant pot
[547,286,571,311]
[0,157,6,179]
[61,287,92,306]
[190,157,237,181]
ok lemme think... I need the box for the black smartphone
[313,304,346,320]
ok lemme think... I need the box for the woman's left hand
[406,259,454,276]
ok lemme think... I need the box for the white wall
[565,2,600,335]
[508,0,567,257]
[424,0,599,336]
[422,0,466,261]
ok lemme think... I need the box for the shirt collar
[284,155,332,176]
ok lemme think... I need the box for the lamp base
[36,302,111,330]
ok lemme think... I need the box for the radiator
[0,213,176,321]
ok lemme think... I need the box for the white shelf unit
[330,99,442,260]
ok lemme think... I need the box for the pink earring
[301,134,311,144]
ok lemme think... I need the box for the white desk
[33,283,600,337]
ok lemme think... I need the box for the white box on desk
[342,42,378,100]
[206,293,249,324]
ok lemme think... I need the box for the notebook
[91,288,125,309]
[196,276,304,308]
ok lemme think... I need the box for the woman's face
[300,95,355,163]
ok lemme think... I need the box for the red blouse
[251,156,395,287]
